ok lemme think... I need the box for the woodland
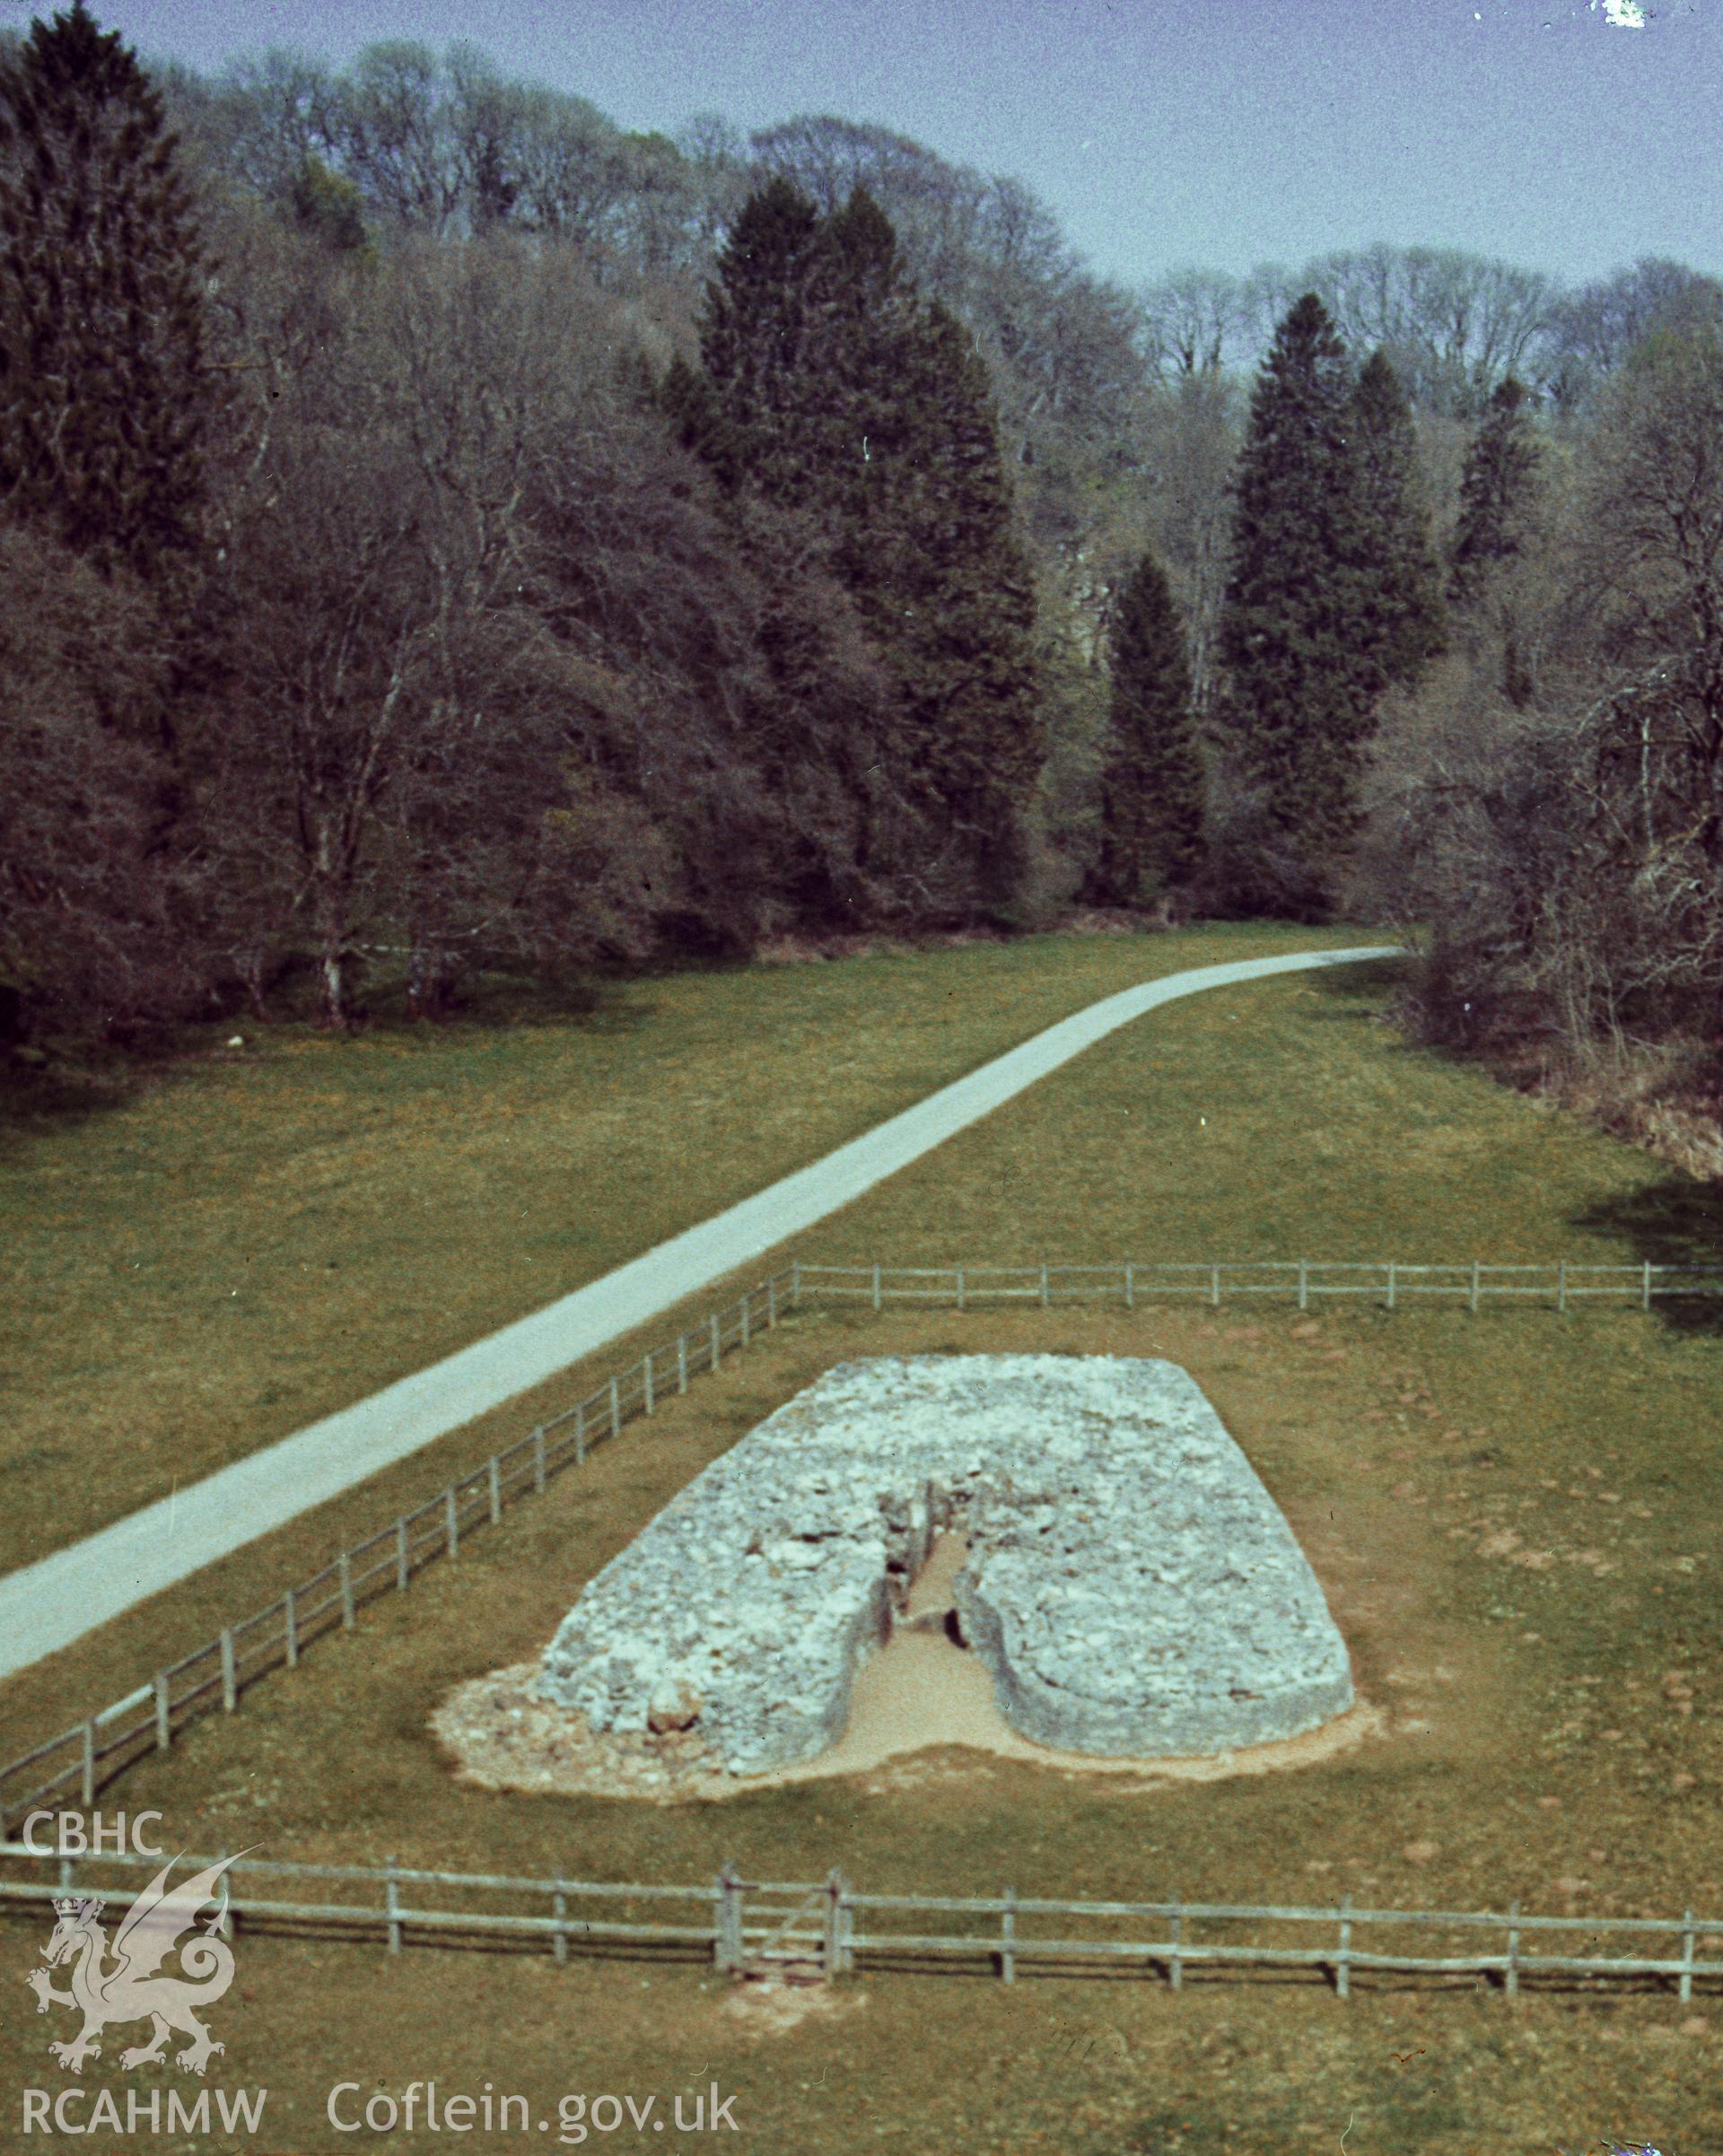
[2,8,1720,1157]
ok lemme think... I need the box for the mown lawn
[4,1288,1719,2155]
[3,937,1719,2152]
[809,955,1692,1269]
[0,922,1369,1571]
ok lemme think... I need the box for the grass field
[4,930,1721,2152]
[4,1292,1719,2152]
[0,922,1372,1573]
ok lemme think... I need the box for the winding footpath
[0,945,1397,1680]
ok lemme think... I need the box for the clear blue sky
[68,0,1723,290]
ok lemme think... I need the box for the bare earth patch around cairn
[435,1357,1365,1797]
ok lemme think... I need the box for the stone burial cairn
[537,1357,1355,1775]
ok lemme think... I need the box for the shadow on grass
[1302,953,1413,1020]
[0,1057,133,1154]
[317,965,654,1036]
[1573,1178,1723,1336]
[0,970,658,1139]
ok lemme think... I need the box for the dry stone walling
[538,1356,1355,1775]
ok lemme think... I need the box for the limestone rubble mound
[537,1356,1354,1773]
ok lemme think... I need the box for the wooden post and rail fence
[4,1251,1718,1842]
[0,1844,1717,2001]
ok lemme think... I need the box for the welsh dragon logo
[24,1853,245,2077]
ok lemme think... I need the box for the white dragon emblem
[24,1853,245,2076]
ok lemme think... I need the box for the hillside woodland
[1,9,1719,1165]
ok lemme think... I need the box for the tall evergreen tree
[1091,547,1205,906]
[679,179,1043,918]
[0,3,215,578]
[1349,349,1447,690]
[678,172,828,502]
[1447,375,1542,607]
[887,297,1042,909]
[1215,293,1382,904]
[811,188,923,546]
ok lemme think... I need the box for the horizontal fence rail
[2,1846,1719,2002]
[797,1258,1723,1315]
[5,1248,1714,1838]
[0,1262,802,1837]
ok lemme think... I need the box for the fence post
[740,1293,750,1350]
[792,1259,802,1307]
[284,1588,298,1670]
[446,1486,460,1558]
[1124,1262,1134,1312]
[1470,1260,1482,1314]
[153,1673,171,1752]
[609,1375,621,1440]
[385,1855,402,1956]
[712,1312,722,1371]
[714,1863,744,1972]
[1386,1260,1396,1313]
[956,1265,966,1313]
[822,1869,845,1978]
[1643,1261,1654,1313]
[487,1456,502,1524]
[643,1355,655,1417]
[575,1404,587,1465]
[1211,1263,1221,1309]
[339,1552,355,1629]
[1298,1259,1309,1312]
[1557,1261,1568,1315]
[220,1631,237,1715]
[1680,1908,1696,2003]
[678,1336,689,1395]
[81,1718,96,1804]
[552,1878,568,1967]
[1040,1263,1050,1308]
[872,1264,882,1313]
[1335,1894,1352,1999]
[1505,1899,1520,1999]
[1168,1897,1184,1991]
[396,1517,409,1592]
[533,1427,547,1495]
[999,1886,1016,1985]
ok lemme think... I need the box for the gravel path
[0,943,1396,1680]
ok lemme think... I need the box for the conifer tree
[1447,375,1542,607]
[1215,293,1382,904]
[1091,547,1205,906]
[888,298,1042,907]
[1350,349,1447,690]
[0,3,215,578]
[687,172,827,502]
[682,179,1043,916]
[810,188,923,546]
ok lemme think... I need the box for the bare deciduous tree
[1397,326,1723,1073]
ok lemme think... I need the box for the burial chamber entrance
[528,1356,1357,1778]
